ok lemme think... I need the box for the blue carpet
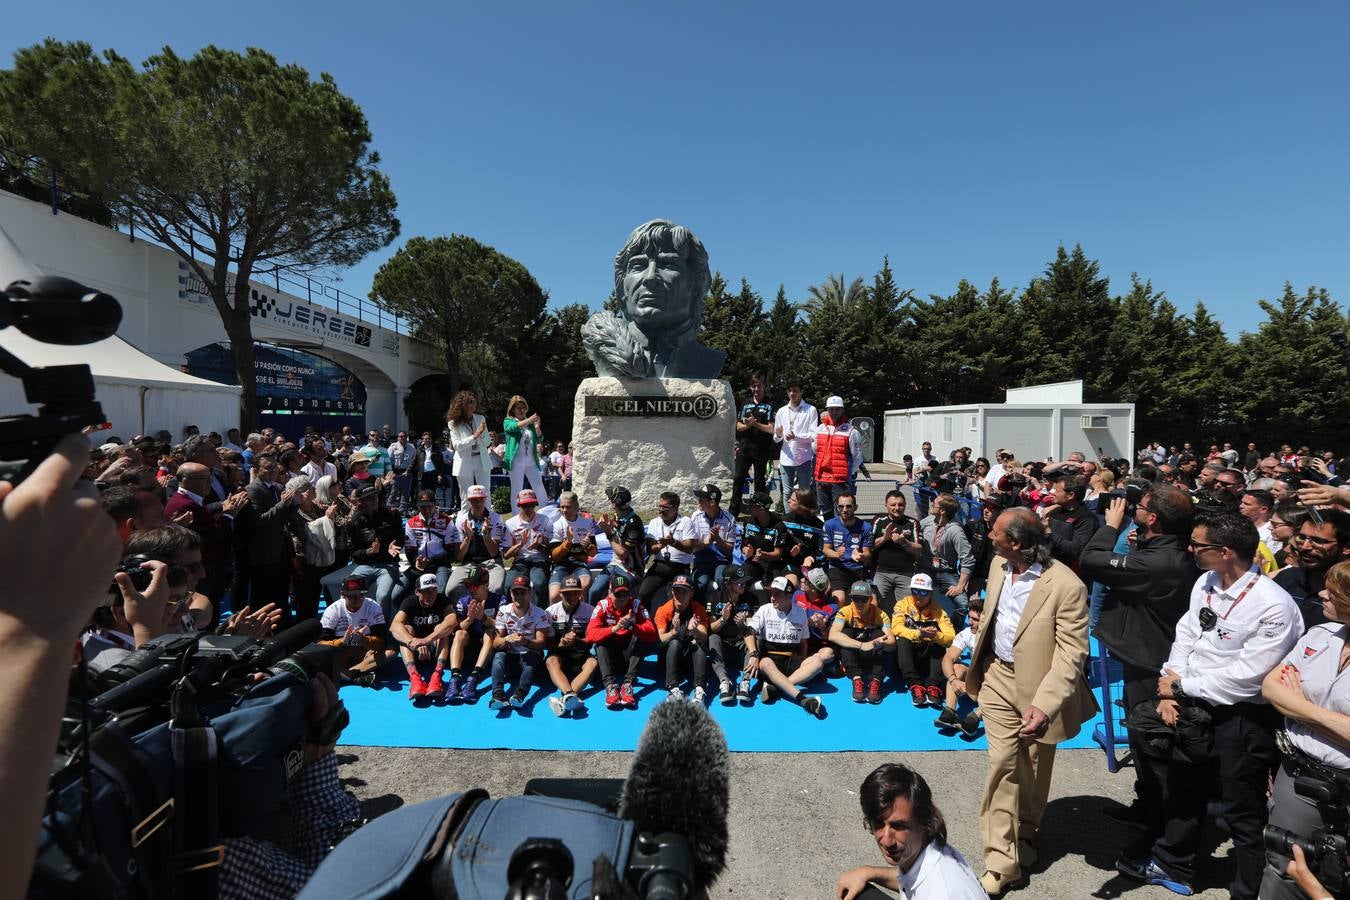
[339,656,1122,753]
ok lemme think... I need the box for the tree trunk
[221,308,259,434]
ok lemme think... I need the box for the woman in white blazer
[446,390,491,500]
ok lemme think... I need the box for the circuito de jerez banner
[185,342,367,419]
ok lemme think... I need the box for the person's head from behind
[859,763,947,872]
[100,485,165,542]
[1138,483,1193,537]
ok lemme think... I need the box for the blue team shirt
[823,516,873,573]
[454,590,505,638]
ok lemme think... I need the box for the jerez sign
[585,394,720,420]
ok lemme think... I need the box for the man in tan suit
[966,507,1098,895]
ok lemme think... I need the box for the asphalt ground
[332,744,1235,898]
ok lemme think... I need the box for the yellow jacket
[890,595,955,647]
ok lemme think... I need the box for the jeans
[692,560,727,607]
[708,633,746,685]
[391,471,411,509]
[778,462,814,506]
[491,649,542,694]
[662,638,707,689]
[340,562,402,623]
[815,481,849,519]
[512,558,550,607]
[931,571,968,631]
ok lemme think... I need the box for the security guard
[1116,514,1302,900]
[1259,559,1350,899]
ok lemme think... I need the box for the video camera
[1264,775,1349,894]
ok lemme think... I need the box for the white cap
[770,575,792,592]
[910,573,933,592]
[418,573,439,591]
[826,395,845,409]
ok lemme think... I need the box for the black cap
[416,489,437,503]
[693,483,722,502]
[606,486,632,507]
[355,483,380,499]
[748,491,773,508]
[462,564,487,586]
[722,564,752,585]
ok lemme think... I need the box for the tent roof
[0,330,238,394]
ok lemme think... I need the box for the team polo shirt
[505,512,550,563]
[691,507,736,565]
[823,515,873,573]
[742,515,790,559]
[321,598,385,642]
[551,514,598,563]
[833,602,892,638]
[404,511,461,561]
[453,591,504,639]
[793,592,839,641]
[1281,622,1350,768]
[736,399,774,460]
[545,599,595,655]
[455,509,508,564]
[495,603,554,654]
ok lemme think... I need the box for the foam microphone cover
[618,700,730,892]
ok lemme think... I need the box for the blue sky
[7,2,1348,335]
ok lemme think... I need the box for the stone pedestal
[572,376,734,513]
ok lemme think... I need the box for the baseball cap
[693,483,722,502]
[516,488,539,506]
[910,573,934,592]
[849,580,874,598]
[466,484,488,500]
[980,495,1006,510]
[748,490,773,508]
[560,575,583,593]
[722,564,752,585]
[342,576,366,593]
[509,574,530,592]
[417,573,439,591]
[805,568,830,592]
[462,564,487,586]
[770,575,791,592]
[606,486,632,507]
[416,489,437,504]
[671,574,694,591]
[826,395,845,409]
[610,573,633,594]
[355,483,380,499]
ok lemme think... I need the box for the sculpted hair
[859,763,948,848]
[613,219,711,330]
[1142,483,1194,536]
[1201,513,1260,562]
[1055,474,1087,502]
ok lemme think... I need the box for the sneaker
[762,681,778,704]
[910,684,928,707]
[510,687,528,709]
[736,679,754,705]
[605,684,621,708]
[961,710,982,737]
[489,689,510,710]
[564,691,583,712]
[407,672,426,700]
[460,678,479,704]
[548,694,568,717]
[719,680,735,705]
[691,686,707,705]
[442,674,462,704]
[1114,856,1193,895]
[800,696,827,719]
[666,686,685,703]
[925,685,942,706]
[426,670,444,695]
[934,706,961,730]
[619,682,638,709]
[868,678,883,705]
[851,677,865,703]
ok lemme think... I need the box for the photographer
[1040,474,1096,569]
[1260,560,1350,898]
[1080,483,1198,830]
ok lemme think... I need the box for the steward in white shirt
[836,763,986,900]
[1117,513,1302,900]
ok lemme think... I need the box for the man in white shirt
[744,577,828,718]
[773,379,819,507]
[638,491,697,613]
[836,763,986,900]
[301,438,338,486]
[985,449,1013,490]
[1116,514,1301,900]
[387,431,416,512]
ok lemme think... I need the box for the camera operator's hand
[113,559,176,647]
[1104,496,1129,531]
[1285,844,1332,900]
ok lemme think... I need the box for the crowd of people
[68,371,1350,900]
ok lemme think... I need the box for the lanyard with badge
[1199,568,1258,633]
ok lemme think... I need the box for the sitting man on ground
[442,564,503,704]
[836,763,987,900]
[548,491,597,602]
[654,573,711,703]
[740,490,790,586]
[544,574,597,716]
[795,567,842,670]
[488,574,554,711]
[707,564,764,705]
[586,572,658,710]
[892,573,957,709]
[745,576,829,718]
[391,572,458,702]
[934,596,985,737]
[829,579,894,705]
[319,576,394,687]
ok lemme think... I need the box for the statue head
[613,219,711,335]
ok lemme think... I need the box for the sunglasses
[1189,540,1223,551]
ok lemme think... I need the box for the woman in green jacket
[504,395,548,513]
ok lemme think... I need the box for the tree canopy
[0,40,400,430]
